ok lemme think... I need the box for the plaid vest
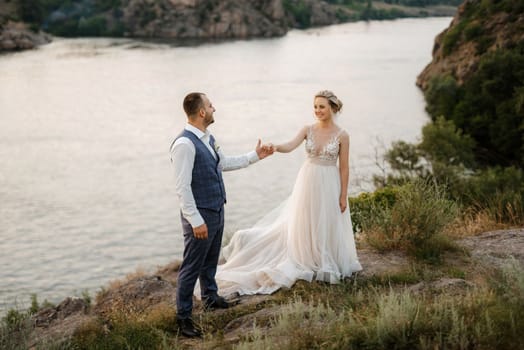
[175,129,226,211]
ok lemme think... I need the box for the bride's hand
[339,195,347,213]
[264,143,276,153]
[256,139,275,159]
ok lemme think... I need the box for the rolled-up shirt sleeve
[170,138,205,227]
[219,150,259,171]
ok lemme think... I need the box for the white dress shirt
[170,124,259,227]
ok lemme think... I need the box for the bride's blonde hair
[315,90,343,113]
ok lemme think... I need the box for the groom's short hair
[183,92,205,118]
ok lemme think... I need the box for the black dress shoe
[176,317,202,338]
[204,296,230,310]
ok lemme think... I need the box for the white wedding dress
[214,125,362,296]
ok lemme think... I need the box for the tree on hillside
[17,0,44,25]
[425,48,524,167]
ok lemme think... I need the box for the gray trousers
[176,207,224,320]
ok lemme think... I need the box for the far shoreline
[1,3,457,53]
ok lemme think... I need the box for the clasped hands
[255,139,275,159]
[193,139,275,240]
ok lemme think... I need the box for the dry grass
[105,267,148,291]
[233,260,523,350]
[445,209,508,238]
[3,237,522,350]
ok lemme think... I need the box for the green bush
[17,0,44,25]
[364,180,458,262]
[46,18,78,36]
[420,116,476,168]
[349,186,399,233]
[424,74,461,120]
[474,33,495,54]
[2,309,28,332]
[442,19,467,56]
[375,125,524,226]
[456,49,524,167]
[283,0,312,28]
[0,308,32,350]
[386,141,427,179]
[47,15,125,37]
[425,49,524,168]
[464,21,483,40]
[461,166,524,224]
[78,15,107,36]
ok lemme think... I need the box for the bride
[214,90,362,296]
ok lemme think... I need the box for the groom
[170,92,273,337]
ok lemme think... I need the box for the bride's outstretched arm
[273,126,308,153]
[338,131,350,212]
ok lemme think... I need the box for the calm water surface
[0,17,451,312]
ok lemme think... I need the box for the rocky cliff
[0,21,51,51]
[0,1,49,51]
[117,0,287,39]
[417,0,524,89]
[0,0,357,51]
[2,0,458,52]
[19,229,524,348]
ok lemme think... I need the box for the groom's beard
[204,112,214,127]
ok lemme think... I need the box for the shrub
[0,307,32,350]
[236,264,524,349]
[462,166,524,224]
[464,21,482,40]
[384,141,427,179]
[425,49,524,168]
[78,15,108,36]
[349,186,399,233]
[423,75,461,121]
[2,309,28,332]
[420,116,476,168]
[373,114,523,228]
[17,0,44,25]
[283,0,312,28]
[442,19,467,56]
[364,179,458,262]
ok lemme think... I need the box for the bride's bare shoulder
[338,128,350,142]
[297,124,310,137]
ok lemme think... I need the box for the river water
[0,17,451,312]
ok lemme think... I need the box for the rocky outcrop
[120,0,288,39]
[117,0,355,39]
[315,2,355,26]
[2,0,456,51]
[94,275,177,318]
[458,229,524,268]
[22,228,523,348]
[417,0,524,89]
[29,297,93,347]
[0,21,51,52]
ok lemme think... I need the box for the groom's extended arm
[219,139,272,172]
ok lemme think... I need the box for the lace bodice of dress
[305,126,342,165]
